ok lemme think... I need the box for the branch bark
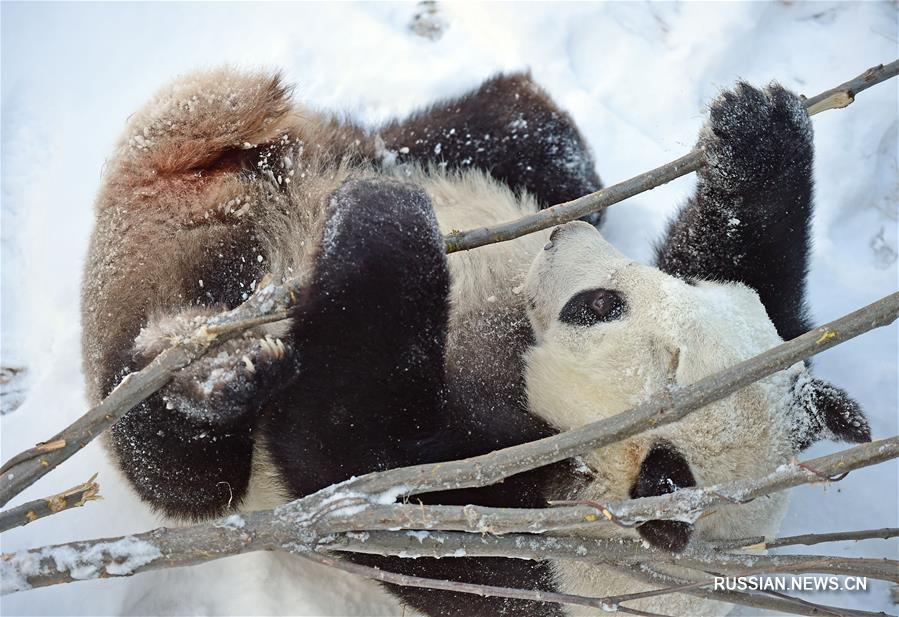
[712,527,899,551]
[314,534,895,617]
[0,475,100,533]
[320,530,898,583]
[300,550,674,617]
[1,62,897,617]
[443,59,899,253]
[624,562,887,617]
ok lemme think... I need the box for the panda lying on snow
[81,69,870,616]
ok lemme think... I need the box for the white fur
[420,169,549,320]
[523,222,802,615]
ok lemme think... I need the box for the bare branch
[3,437,896,594]
[1,512,275,593]
[0,475,100,533]
[712,527,899,551]
[803,61,899,114]
[321,530,898,583]
[444,59,898,253]
[2,290,897,592]
[286,437,899,542]
[0,282,300,508]
[625,563,888,617]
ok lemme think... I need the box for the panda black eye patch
[558,288,626,326]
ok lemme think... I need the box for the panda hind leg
[378,72,604,225]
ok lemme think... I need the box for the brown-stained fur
[82,70,367,401]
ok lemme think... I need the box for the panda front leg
[655,82,814,340]
[378,73,604,223]
[262,178,451,498]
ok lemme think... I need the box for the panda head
[523,221,870,551]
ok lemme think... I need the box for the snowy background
[1,2,896,615]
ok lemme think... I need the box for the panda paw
[161,331,296,424]
[699,82,813,197]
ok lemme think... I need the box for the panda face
[524,221,787,425]
[523,221,796,546]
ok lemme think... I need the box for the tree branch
[294,292,898,505]
[0,475,100,533]
[3,437,896,594]
[711,527,899,551]
[443,59,899,253]
[624,562,889,617]
[320,530,898,583]
[0,281,300,508]
[300,550,674,617]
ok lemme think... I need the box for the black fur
[380,72,604,225]
[261,177,576,616]
[630,441,696,552]
[792,377,872,451]
[263,178,451,495]
[655,83,814,341]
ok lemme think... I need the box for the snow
[1,537,162,595]
[1,2,896,615]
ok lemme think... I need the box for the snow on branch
[0,62,895,512]
[320,530,899,583]
[311,543,893,617]
[3,441,896,617]
[443,59,899,253]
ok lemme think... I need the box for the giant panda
[81,69,871,616]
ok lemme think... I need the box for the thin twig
[300,550,673,617]
[626,562,890,617]
[0,475,101,533]
[712,527,899,551]
[443,59,899,253]
[803,61,899,114]
[1,513,275,594]
[318,531,896,616]
[287,437,899,540]
[321,530,899,583]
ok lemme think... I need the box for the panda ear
[630,441,695,552]
[792,378,871,451]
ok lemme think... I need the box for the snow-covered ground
[1,2,896,615]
